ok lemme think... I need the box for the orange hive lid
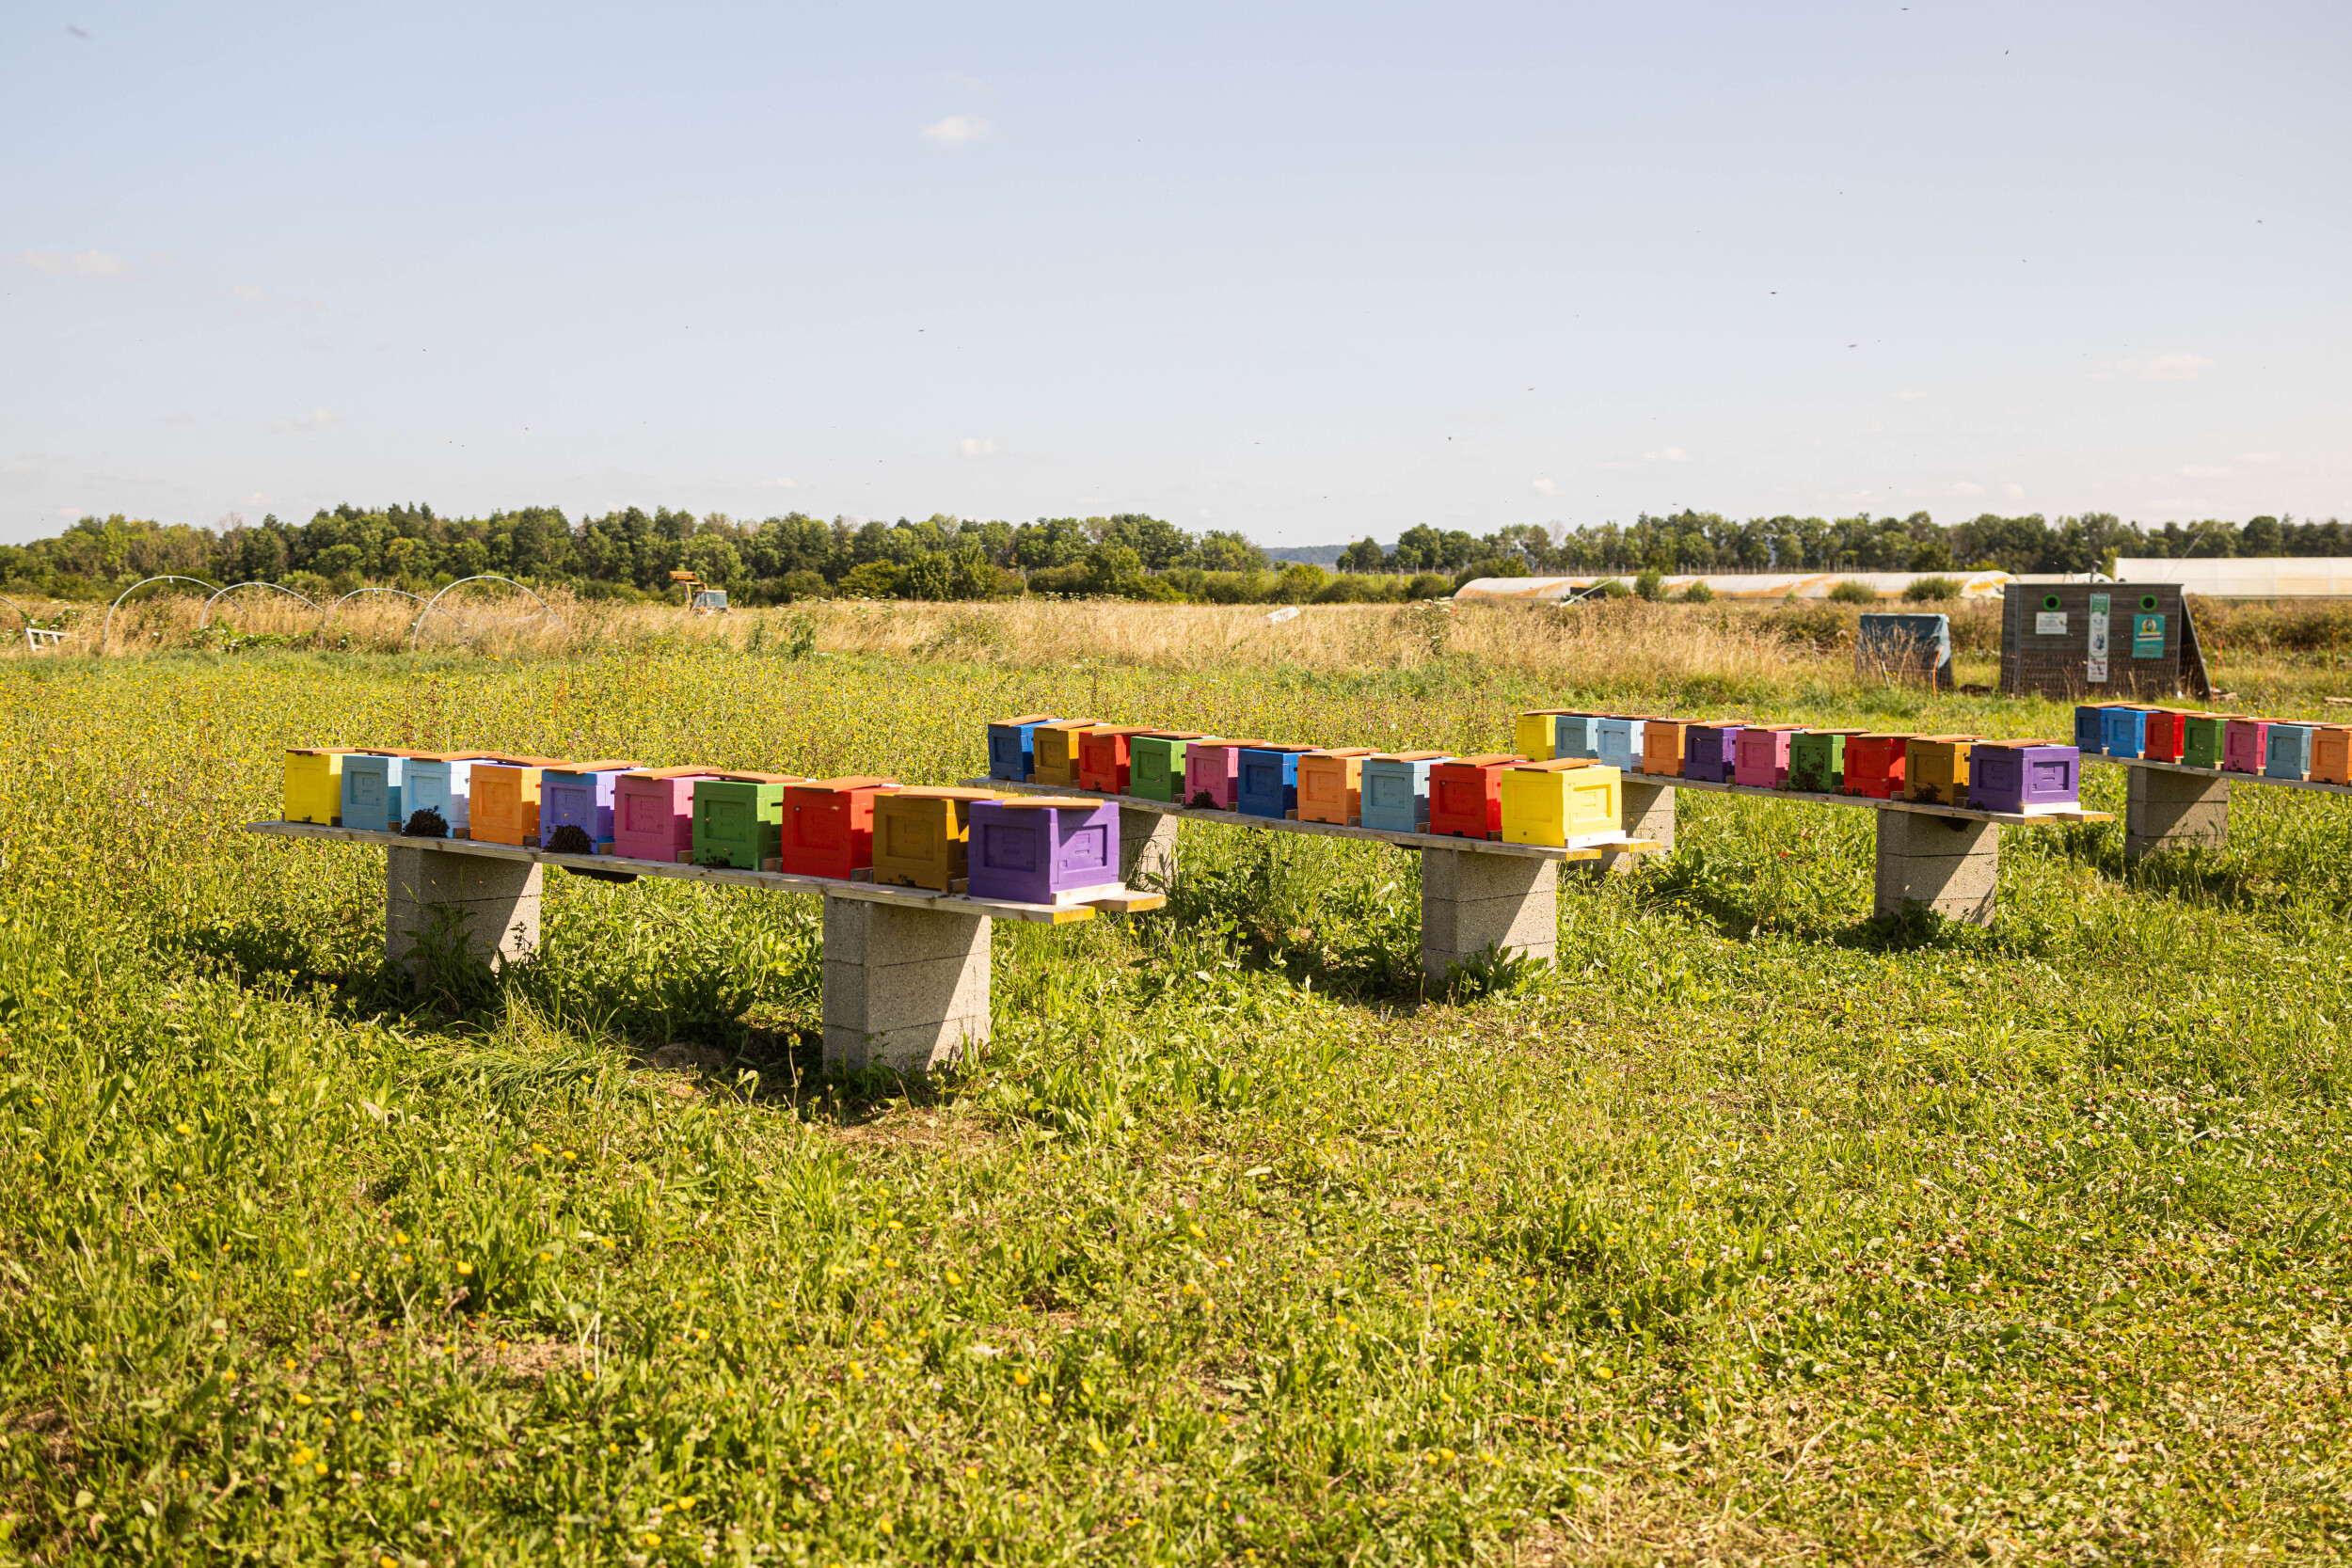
[1372,750,1452,761]
[476,754,572,768]
[992,713,1058,726]
[1513,757,1603,772]
[1039,717,1104,730]
[623,765,720,780]
[1307,747,1377,759]
[889,785,1002,802]
[707,770,804,784]
[548,759,644,773]
[286,746,364,756]
[1972,737,2063,750]
[986,797,1090,810]
[1911,735,1978,744]
[1189,736,1263,750]
[1243,741,1322,752]
[1442,753,1528,768]
[792,775,899,793]
[1519,707,1577,716]
[1084,725,1157,738]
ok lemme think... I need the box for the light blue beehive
[1553,714,1604,761]
[2265,724,2315,780]
[339,752,408,832]
[1359,752,1452,832]
[1596,717,1647,772]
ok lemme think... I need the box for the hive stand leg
[821,895,992,1075]
[1872,813,1999,926]
[385,846,543,987]
[1120,809,1181,889]
[2125,768,2229,862]
[1420,847,1557,988]
[1601,780,1677,874]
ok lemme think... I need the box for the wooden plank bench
[2075,755,2352,863]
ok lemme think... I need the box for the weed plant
[0,650,2347,1562]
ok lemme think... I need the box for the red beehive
[1076,726,1152,794]
[1425,753,1526,840]
[2141,709,2191,764]
[781,776,901,879]
[1840,734,1911,800]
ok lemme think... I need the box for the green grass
[1,649,2349,1564]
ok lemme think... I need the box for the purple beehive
[1732,726,1801,789]
[1684,722,1742,784]
[965,799,1122,903]
[1966,741,2080,814]
[538,760,641,852]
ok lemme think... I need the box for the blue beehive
[1596,717,1647,772]
[2073,705,2106,754]
[339,751,415,832]
[1553,714,1604,760]
[1359,751,1453,832]
[986,713,1058,783]
[2265,724,2316,780]
[401,752,504,835]
[2100,706,2151,760]
[1237,744,1317,819]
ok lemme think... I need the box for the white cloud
[6,248,140,280]
[1949,481,1985,498]
[226,283,324,317]
[922,115,989,146]
[268,408,336,433]
[2239,451,2282,465]
[2001,483,2026,499]
[55,505,83,518]
[1893,389,1930,403]
[959,437,996,459]
[2140,353,2215,383]
[1642,447,1690,463]
[2180,464,2233,480]
[1530,477,1557,496]
[761,477,800,489]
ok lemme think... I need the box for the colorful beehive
[2265,724,2316,781]
[2073,704,2136,755]
[1553,714,1605,761]
[1183,738,1263,809]
[2183,714,2232,769]
[2311,726,2352,785]
[873,786,999,891]
[1514,710,1573,761]
[1902,736,1975,806]
[1639,721,1687,777]
[468,757,572,846]
[1297,748,1377,824]
[1426,754,1525,839]
[340,750,425,832]
[2222,718,2270,774]
[1359,752,1453,832]
[1967,740,2079,814]
[2099,706,2153,760]
[965,798,1121,904]
[1596,717,1648,772]
[1787,730,1867,794]
[613,768,722,863]
[986,714,1058,783]
[1238,744,1321,819]
[1732,725,1803,789]
[1129,732,1208,802]
[1028,720,1103,788]
[538,760,643,852]
[1840,734,1911,800]
[400,752,507,835]
[691,772,797,869]
[1077,726,1153,795]
[1500,759,1622,847]
[784,776,902,879]
[1683,723,1743,784]
[2141,708,2191,764]
[284,747,361,824]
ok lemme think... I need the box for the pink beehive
[1183,737,1265,810]
[1732,724,1803,789]
[613,767,720,863]
[2223,718,2270,774]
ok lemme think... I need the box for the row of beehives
[984,713,2080,821]
[2073,703,2352,782]
[280,749,1127,904]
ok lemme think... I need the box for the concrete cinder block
[1872,812,1999,925]
[385,846,541,983]
[1600,779,1676,874]
[1120,809,1180,888]
[2125,768,2230,861]
[820,895,992,1074]
[1420,847,1557,985]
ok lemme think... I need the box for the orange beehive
[1029,720,1104,788]
[1295,748,1377,824]
[1639,721,1686,777]
[465,756,571,846]
[2312,726,2352,785]
[872,786,999,891]
[782,776,901,879]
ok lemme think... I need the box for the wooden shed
[2000,583,2212,701]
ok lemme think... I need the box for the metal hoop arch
[199,580,325,628]
[101,575,222,650]
[0,594,39,628]
[405,575,560,649]
[327,585,426,614]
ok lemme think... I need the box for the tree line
[3,504,2340,608]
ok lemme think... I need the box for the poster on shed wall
[2087,593,2110,684]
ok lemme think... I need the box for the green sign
[2132,613,2166,658]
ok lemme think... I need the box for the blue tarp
[1856,613,1953,688]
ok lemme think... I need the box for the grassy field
[2,611,2349,1564]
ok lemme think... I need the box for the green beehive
[1787,730,1865,793]
[2182,713,2232,770]
[690,772,800,869]
[1129,731,1208,802]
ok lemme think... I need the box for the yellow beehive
[1514,709,1574,762]
[871,787,1000,891]
[1029,718,1104,788]
[284,747,361,824]
[1499,758,1622,847]
[1903,736,1975,806]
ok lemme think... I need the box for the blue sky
[3,1,2344,546]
